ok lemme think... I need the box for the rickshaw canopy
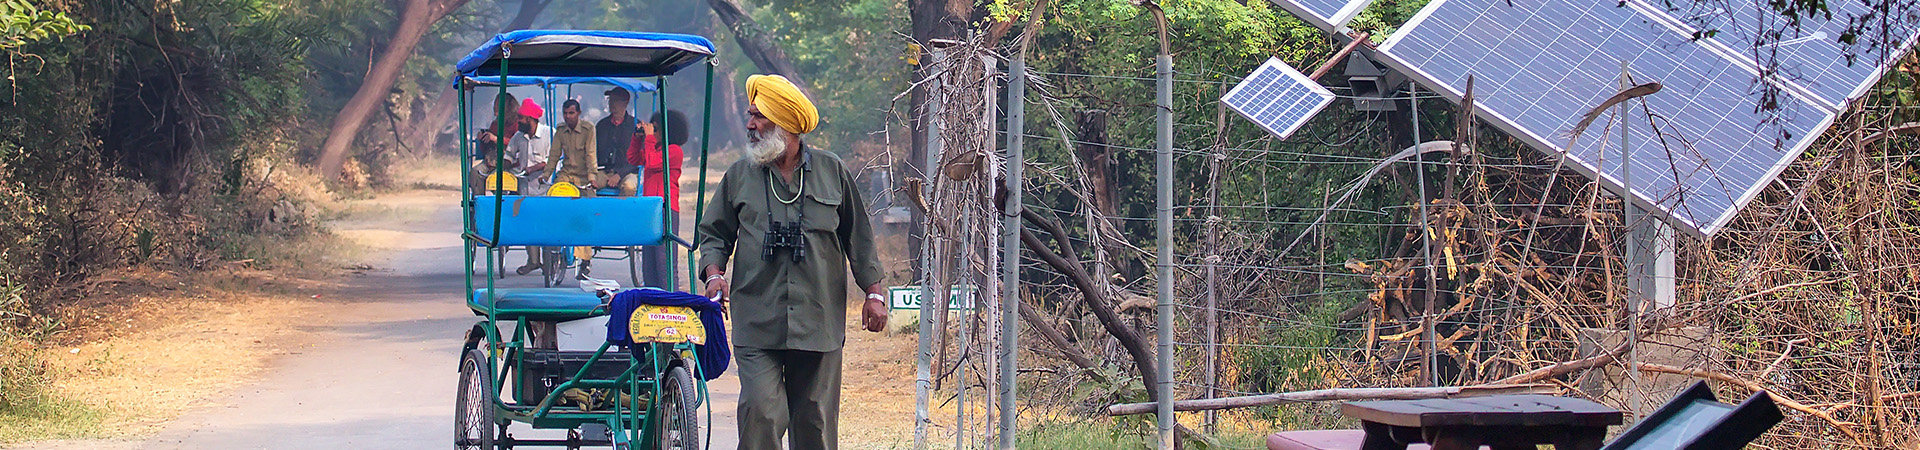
[456,30,715,78]
[462,75,658,94]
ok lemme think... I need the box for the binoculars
[762,220,808,263]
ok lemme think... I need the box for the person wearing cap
[596,88,640,196]
[697,74,885,450]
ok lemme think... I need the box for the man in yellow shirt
[551,99,597,192]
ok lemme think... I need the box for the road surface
[28,188,741,449]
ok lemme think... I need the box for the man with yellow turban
[697,74,886,450]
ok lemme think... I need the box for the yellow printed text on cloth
[628,304,706,344]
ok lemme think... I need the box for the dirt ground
[10,156,927,449]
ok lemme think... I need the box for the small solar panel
[1267,0,1378,31]
[1224,57,1338,140]
[1376,0,1843,237]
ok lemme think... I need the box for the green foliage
[0,0,87,49]
[750,0,912,149]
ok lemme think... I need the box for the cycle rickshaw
[454,30,724,450]
[465,74,659,289]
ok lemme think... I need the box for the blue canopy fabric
[463,75,658,94]
[457,30,715,78]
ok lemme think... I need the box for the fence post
[914,45,949,450]
[1154,51,1177,450]
[999,51,1025,450]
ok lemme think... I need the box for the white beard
[748,127,791,164]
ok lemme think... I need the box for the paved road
[33,189,740,450]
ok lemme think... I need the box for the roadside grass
[0,279,105,443]
[0,202,367,444]
[1015,418,1278,450]
[0,386,104,442]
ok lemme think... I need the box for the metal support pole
[913,46,949,450]
[998,52,1025,450]
[690,62,715,287]
[1411,84,1438,387]
[460,81,474,297]
[657,75,676,292]
[1618,60,1645,414]
[1153,53,1176,450]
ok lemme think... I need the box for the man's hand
[702,270,730,302]
[861,289,888,333]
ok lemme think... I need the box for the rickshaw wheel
[654,364,699,450]
[541,247,565,288]
[456,349,499,450]
[626,247,642,288]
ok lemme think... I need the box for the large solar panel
[1224,57,1339,140]
[1656,0,1920,110]
[1266,0,1378,31]
[1376,0,1842,237]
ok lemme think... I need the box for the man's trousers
[734,347,841,450]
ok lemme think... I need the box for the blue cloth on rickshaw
[606,288,729,380]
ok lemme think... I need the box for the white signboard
[888,285,977,311]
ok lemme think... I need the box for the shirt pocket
[803,191,842,232]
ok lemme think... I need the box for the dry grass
[0,191,386,445]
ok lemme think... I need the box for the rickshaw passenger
[508,98,554,197]
[474,97,555,276]
[469,93,520,196]
[552,99,597,192]
[596,88,640,196]
[627,109,686,288]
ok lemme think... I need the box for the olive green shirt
[698,147,884,352]
[553,120,596,187]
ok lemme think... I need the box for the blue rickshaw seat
[471,195,666,247]
[469,288,606,321]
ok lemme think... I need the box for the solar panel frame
[1223,57,1340,140]
[1375,0,1839,238]
[1266,0,1378,31]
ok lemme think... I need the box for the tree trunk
[705,0,813,97]
[906,0,974,282]
[400,0,551,156]
[317,0,470,180]
[694,6,748,151]
[1075,109,1118,218]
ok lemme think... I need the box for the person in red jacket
[627,110,686,288]
[628,110,685,211]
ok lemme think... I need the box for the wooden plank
[1345,396,1622,427]
[1342,399,1462,427]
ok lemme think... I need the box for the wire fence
[900,37,1920,450]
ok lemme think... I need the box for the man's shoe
[516,263,540,275]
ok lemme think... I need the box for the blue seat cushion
[472,195,666,247]
[469,288,607,321]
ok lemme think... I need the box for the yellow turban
[746,74,818,135]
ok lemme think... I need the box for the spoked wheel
[653,364,699,450]
[626,247,642,288]
[541,247,565,288]
[456,349,501,450]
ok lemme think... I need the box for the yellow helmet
[484,172,519,193]
[547,182,581,198]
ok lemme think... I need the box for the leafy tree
[0,0,86,49]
